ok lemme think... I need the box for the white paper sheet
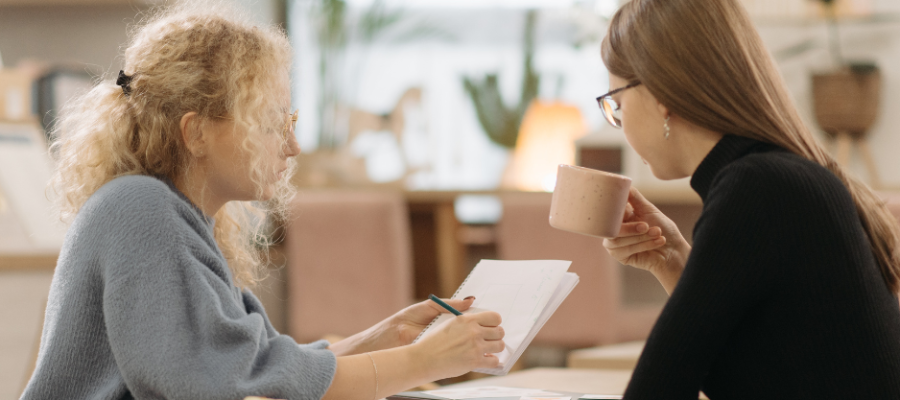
[415,260,577,375]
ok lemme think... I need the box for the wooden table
[405,186,700,299]
[0,254,58,271]
[567,341,645,370]
[439,367,713,399]
[444,367,633,396]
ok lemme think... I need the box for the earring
[664,116,671,140]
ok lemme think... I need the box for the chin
[648,164,689,181]
[258,190,275,202]
[260,184,279,201]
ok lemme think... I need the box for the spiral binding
[412,271,475,344]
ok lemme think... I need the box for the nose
[283,133,301,157]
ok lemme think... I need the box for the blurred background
[2,0,900,397]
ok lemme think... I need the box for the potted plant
[808,0,882,186]
[462,10,540,150]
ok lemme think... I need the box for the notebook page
[415,260,571,369]
[474,272,580,375]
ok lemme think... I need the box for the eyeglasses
[216,109,299,141]
[282,109,299,141]
[596,81,641,128]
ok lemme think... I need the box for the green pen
[429,294,463,316]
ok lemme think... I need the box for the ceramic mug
[549,164,632,238]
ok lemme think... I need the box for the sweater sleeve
[623,161,789,399]
[98,184,336,400]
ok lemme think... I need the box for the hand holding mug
[602,187,691,292]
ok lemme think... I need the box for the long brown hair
[602,0,900,292]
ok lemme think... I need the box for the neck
[173,170,225,218]
[674,124,724,178]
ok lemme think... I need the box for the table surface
[445,368,633,396]
[442,367,716,400]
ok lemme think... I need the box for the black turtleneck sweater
[624,135,900,399]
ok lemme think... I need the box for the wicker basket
[812,68,881,139]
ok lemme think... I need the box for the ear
[179,112,206,157]
[655,99,670,121]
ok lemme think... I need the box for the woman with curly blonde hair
[22,3,504,400]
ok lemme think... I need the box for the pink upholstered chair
[495,193,661,348]
[284,190,414,343]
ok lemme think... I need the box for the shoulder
[94,174,171,201]
[79,175,183,229]
[708,150,852,213]
[711,150,844,197]
[88,175,173,210]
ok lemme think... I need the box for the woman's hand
[322,309,505,400]
[602,187,691,294]
[392,297,476,346]
[328,297,476,356]
[413,310,506,378]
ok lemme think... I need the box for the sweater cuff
[304,339,332,350]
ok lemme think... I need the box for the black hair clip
[116,70,133,96]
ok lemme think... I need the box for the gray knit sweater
[21,175,336,400]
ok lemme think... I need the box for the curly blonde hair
[50,1,296,288]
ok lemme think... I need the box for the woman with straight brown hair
[596,0,900,398]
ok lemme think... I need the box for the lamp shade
[501,100,587,191]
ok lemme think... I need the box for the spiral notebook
[413,259,579,375]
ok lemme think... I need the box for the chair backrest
[495,192,621,348]
[284,190,414,342]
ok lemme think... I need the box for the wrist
[329,320,391,356]
[651,239,690,295]
[404,341,441,383]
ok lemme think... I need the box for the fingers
[604,227,662,249]
[617,221,650,237]
[481,325,504,341]
[623,202,635,221]
[479,354,501,369]
[477,340,506,369]
[443,296,476,312]
[483,339,505,355]
[607,236,667,262]
[627,186,658,214]
[469,311,502,327]
[628,186,649,206]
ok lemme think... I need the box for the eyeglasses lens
[600,97,623,128]
[283,110,298,139]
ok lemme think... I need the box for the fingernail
[637,224,648,233]
[464,296,475,300]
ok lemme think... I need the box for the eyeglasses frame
[214,109,299,141]
[596,81,642,128]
